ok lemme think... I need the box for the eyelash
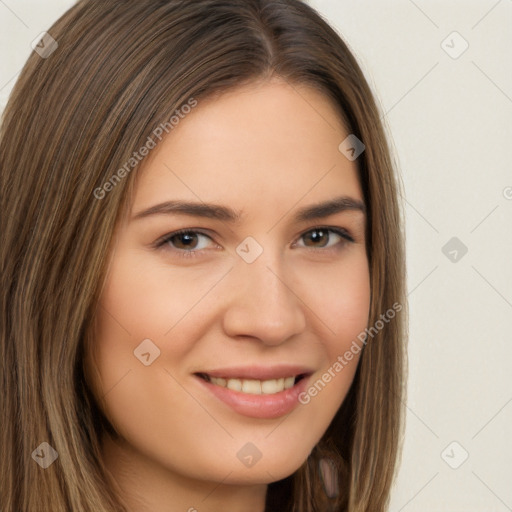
[154,226,355,259]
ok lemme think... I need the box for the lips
[193,365,313,419]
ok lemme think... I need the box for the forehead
[131,80,363,217]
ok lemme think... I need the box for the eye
[295,227,354,250]
[155,226,355,258]
[157,229,216,254]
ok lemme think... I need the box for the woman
[0,1,407,510]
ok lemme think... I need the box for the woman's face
[88,80,370,490]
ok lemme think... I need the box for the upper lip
[195,364,314,381]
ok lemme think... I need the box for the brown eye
[303,228,330,247]
[170,232,200,249]
[297,227,353,250]
[160,230,214,252]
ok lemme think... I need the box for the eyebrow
[131,195,366,223]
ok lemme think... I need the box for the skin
[86,79,370,512]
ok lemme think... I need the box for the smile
[197,373,306,395]
[194,367,313,419]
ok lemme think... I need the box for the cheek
[296,250,371,346]
[98,259,187,337]
[96,247,227,346]
[325,260,371,345]
[286,252,370,436]
[87,250,226,430]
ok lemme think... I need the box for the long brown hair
[0,1,407,510]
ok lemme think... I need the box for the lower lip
[196,375,310,419]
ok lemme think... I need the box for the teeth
[284,376,295,389]
[242,379,261,394]
[209,376,298,395]
[214,377,226,387]
[261,378,284,394]
[226,378,242,392]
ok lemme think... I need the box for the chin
[214,449,310,485]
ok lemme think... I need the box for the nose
[221,253,307,346]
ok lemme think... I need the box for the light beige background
[1,1,511,510]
